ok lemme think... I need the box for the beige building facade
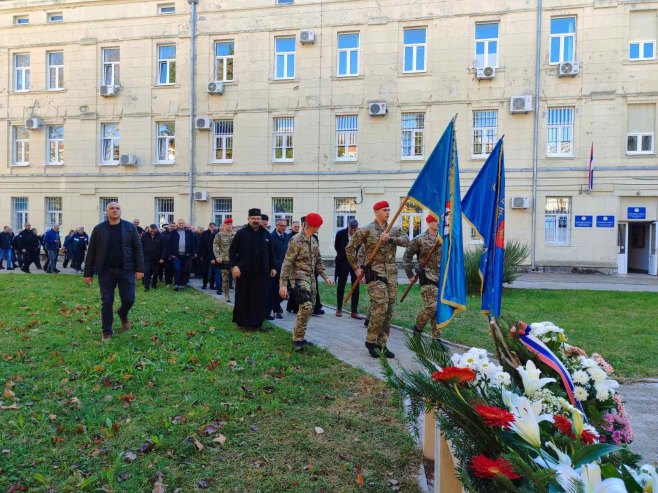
[1,0,657,274]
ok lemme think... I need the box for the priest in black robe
[229,209,276,329]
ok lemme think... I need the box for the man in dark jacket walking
[16,224,40,273]
[141,224,165,291]
[0,226,15,270]
[269,218,291,319]
[334,219,362,319]
[166,219,197,291]
[198,222,217,290]
[84,201,144,341]
[43,225,62,273]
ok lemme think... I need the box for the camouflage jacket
[213,231,234,263]
[402,230,441,282]
[279,233,328,287]
[345,221,410,280]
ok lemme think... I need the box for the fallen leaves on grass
[193,438,204,452]
[152,481,166,493]
[119,393,136,404]
[356,465,365,488]
[314,426,324,435]
[138,440,156,455]
[199,423,224,436]
[7,484,28,493]
[206,360,219,371]
[212,434,227,445]
[123,451,137,463]
[197,478,213,489]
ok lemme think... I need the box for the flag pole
[344,196,410,304]
[399,237,441,303]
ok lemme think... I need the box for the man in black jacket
[334,219,362,319]
[141,224,165,291]
[84,202,144,341]
[198,222,217,290]
[0,226,15,270]
[166,219,197,291]
[269,218,291,319]
[16,224,40,273]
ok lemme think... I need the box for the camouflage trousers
[416,284,439,337]
[366,279,397,345]
[221,269,231,299]
[293,280,316,342]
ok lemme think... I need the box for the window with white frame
[47,12,64,23]
[45,197,62,228]
[403,28,427,73]
[157,45,176,84]
[337,33,359,77]
[155,198,175,227]
[475,23,499,68]
[13,127,30,166]
[214,119,234,163]
[274,37,296,80]
[472,110,498,157]
[213,197,232,226]
[629,41,656,60]
[214,41,235,82]
[550,17,576,64]
[273,117,294,161]
[545,197,571,245]
[400,199,424,239]
[272,197,294,227]
[629,11,657,61]
[336,115,358,161]
[334,198,357,234]
[158,3,175,15]
[627,104,655,155]
[101,124,120,164]
[14,15,29,26]
[401,113,425,159]
[12,198,29,231]
[47,51,64,90]
[102,48,120,86]
[14,54,30,92]
[47,125,64,165]
[547,107,574,157]
[100,197,118,221]
[156,122,176,164]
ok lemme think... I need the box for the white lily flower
[554,462,627,493]
[503,390,553,448]
[517,360,556,397]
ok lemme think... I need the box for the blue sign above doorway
[627,207,646,220]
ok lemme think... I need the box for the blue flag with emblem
[408,118,467,328]
[462,137,505,319]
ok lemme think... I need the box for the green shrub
[464,239,530,295]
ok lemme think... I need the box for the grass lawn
[0,275,420,493]
[319,284,658,379]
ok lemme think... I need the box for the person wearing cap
[213,218,235,301]
[229,208,276,330]
[403,214,441,337]
[279,213,333,350]
[346,200,410,358]
[334,218,363,319]
[141,223,166,291]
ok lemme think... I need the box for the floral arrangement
[383,320,650,493]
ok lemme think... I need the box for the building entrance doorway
[625,222,657,275]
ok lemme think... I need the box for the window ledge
[47,88,66,92]
[153,83,180,89]
[44,163,64,167]
[399,71,430,77]
[99,162,119,167]
[10,163,30,167]
[269,78,299,84]
[401,157,425,162]
[155,162,176,166]
[336,158,358,163]
[623,59,657,65]
[211,160,233,165]
[333,74,364,81]
[544,243,573,247]
[546,155,575,159]
[273,159,294,163]
[626,152,656,157]
[471,154,490,160]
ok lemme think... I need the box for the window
[102,48,120,86]
[47,12,64,23]
[273,117,294,161]
[337,33,359,77]
[475,23,499,68]
[213,119,234,163]
[274,37,296,80]
[550,17,575,64]
[336,115,358,161]
[14,15,29,26]
[472,110,498,157]
[334,198,357,234]
[13,127,30,166]
[47,125,64,165]
[213,198,232,226]
[14,54,30,92]
[47,51,64,90]
[276,0,294,4]
[545,197,571,245]
[101,123,120,165]
[401,113,425,159]
[100,197,118,221]
[272,198,294,227]
[45,197,62,228]
[547,107,574,157]
[629,11,657,61]
[155,198,175,227]
[158,3,176,15]
[400,199,424,239]
[156,122,176,164]
[627,104,655,155]
[157,45,176,84]
[12,198,29,231]
[403,28,427,73]
[629,41,655,60]
[214,41,235,82]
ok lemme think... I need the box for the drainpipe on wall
[188,0,199,226]
[530,0,542,271]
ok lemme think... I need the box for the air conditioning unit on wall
[207,81,225,95]
[120,154,138,166]
[558,61,580,77]
[510,96,533,114]
[100,85,119,97]
[25,118,44,130]
[368,101,387,116]
[511,196,530,209]
[195,117,212,130]
[300,30,316,45]
[193,191,209,201]
[476,66,496,79]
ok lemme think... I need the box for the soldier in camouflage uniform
[346,200,410,358]
[279,213,333,350]
[213,218,235,302]
[402,214,441,338]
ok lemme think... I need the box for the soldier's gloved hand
[380,233,391,243]
[279,286,288,299]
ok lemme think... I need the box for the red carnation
[431,366,477,385]
[553,414,576,439]
[470,455,520,480]
[474,405,515,429]
[580,429,598,445]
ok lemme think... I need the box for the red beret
[223,218,233,224]
[426,214,437,223]
[306,213,323,227]
[373,200,390,211]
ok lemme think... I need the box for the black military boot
[381,346,395,359]
[365,342,379,358]
[412,325,423,337]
